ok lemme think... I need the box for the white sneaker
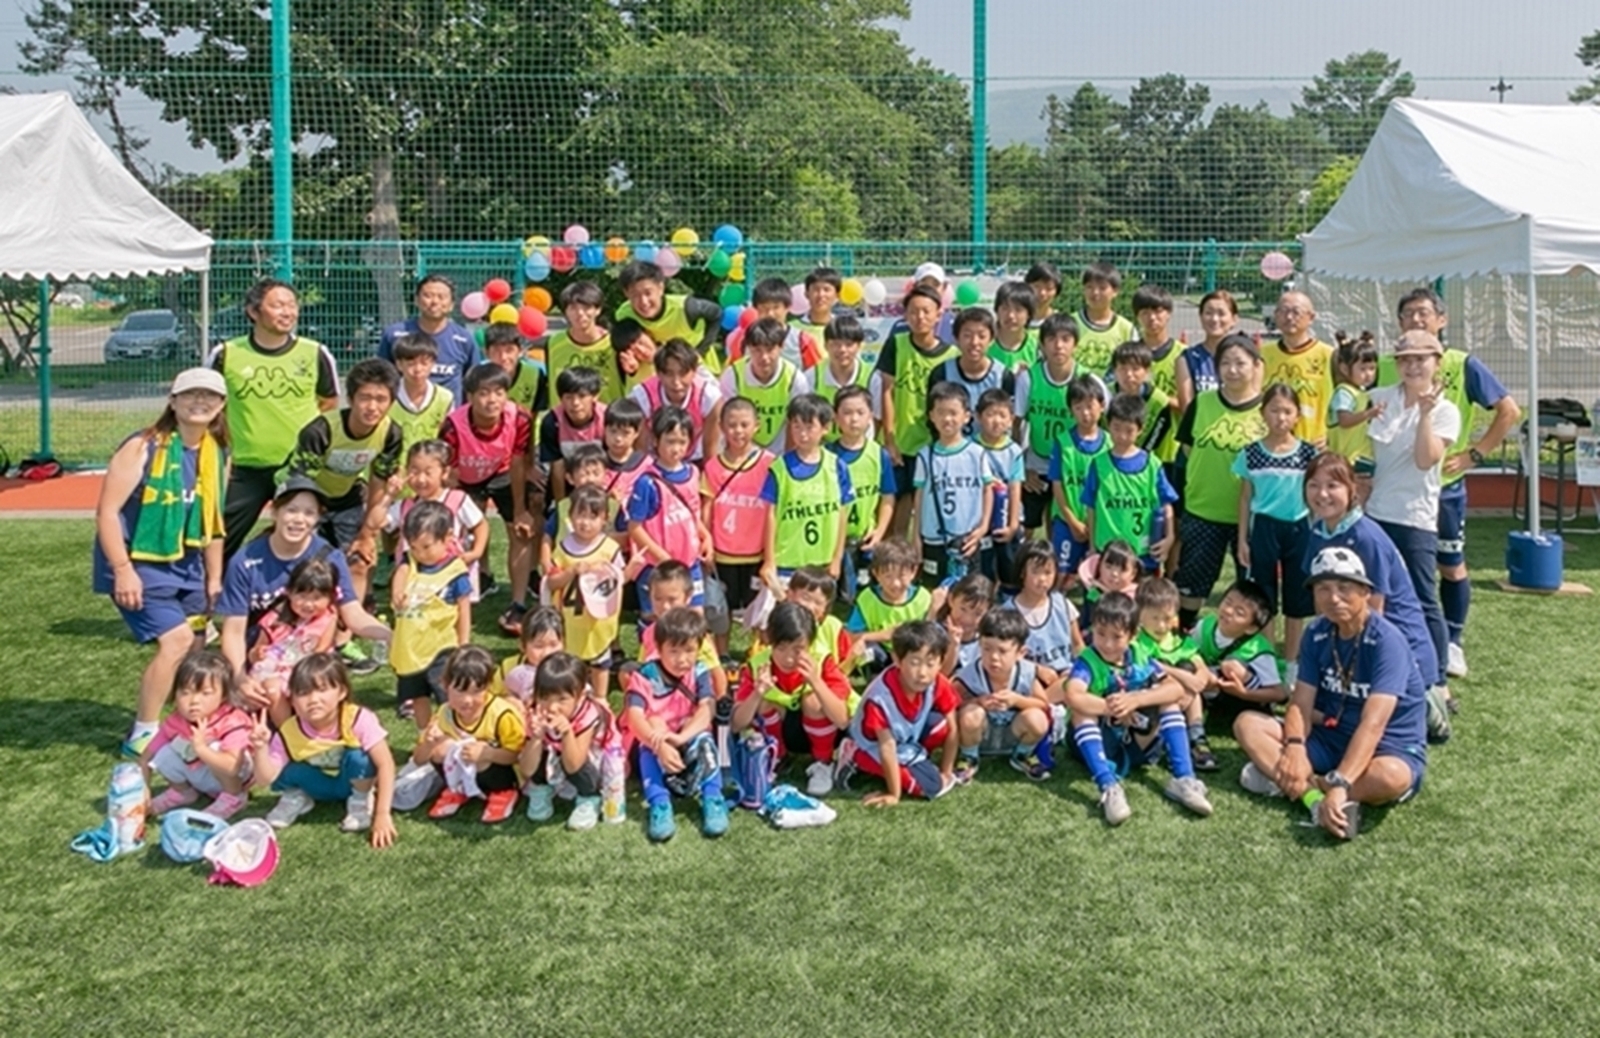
[1239,762,1285,798]
[1100,782,1131,826]
[266,789,315,829]
[805,760,835,798]
[1163,775,1214,817]
[567,795,601,831]
[1446,642,1468,678]
[339,790,373,832]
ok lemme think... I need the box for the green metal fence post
[36,278,51,459]
[271,0,293,280]
[971,0,988,269]
[1203,238,1219,294]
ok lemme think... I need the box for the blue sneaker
[701,794,729,838]
[647,802,676,842]
[120,730,154,760]
[524,784,555,823]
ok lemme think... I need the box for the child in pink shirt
[141,650,253,820]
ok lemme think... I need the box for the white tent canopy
[0,91,211,280]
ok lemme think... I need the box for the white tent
[0,91,211,279]
[1301,98,1600,537]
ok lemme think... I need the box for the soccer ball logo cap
[1305,546,1373,588]
[160,809,231,863]
[202,819,280,887]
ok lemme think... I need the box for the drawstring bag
[160,809,230,863]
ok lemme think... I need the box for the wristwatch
[1324,770,1351,791]
[1469,447,1486,465]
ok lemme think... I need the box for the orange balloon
[604,237,629,264]
[523,286,553,312]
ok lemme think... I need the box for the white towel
[442,741,485,799]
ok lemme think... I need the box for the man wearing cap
[1234,547,1429,840]
[214,475,390,716]
[94,368,231,758]
[1380,288,1520,680]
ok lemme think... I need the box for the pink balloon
[1259,251,1295,281]
[654,246,683,277]
[460,291,489,321]
[789,285,807,316]
[940,284,954,310]
[565,224,591,245]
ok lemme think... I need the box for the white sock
[130,720,159,740]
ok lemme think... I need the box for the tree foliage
[1293,49,1414,156]
[1570,30,1600,104]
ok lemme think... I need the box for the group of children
[140,259,1416,842]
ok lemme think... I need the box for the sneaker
[1425,685,1453,744]
[832,737,858,791]
[701,793,730,838]
[120,730,155,760]
[148,785,199,816]
[1008,753,1052,782]
[647,802,677,842]
[1100,782,1131,826]
[524,783,556,823]
[481,788,518,824]
[479,571,500,597]
[498,604,528,637]
[1312,798,1361,840]
[396,699,415,722]
[567,795,601,831]
[1163,775,1215,817]
[952,756,979,786]
[340,641,380,676]
[1446,642,1468,678]
[1191,734,1218,772]
[1239,762,1285,798]
[266,789,315,829]
[205,791,248,821]
[805,760,834,798]
[340,790,373,832]
[428,789,470,820]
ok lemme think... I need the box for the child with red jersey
[141,650,253,820]
[838,620,961,805]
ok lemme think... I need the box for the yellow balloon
[670,227,699,258]
[729,252,746,282]
[488,303,519,325]
[521,234,551,259]
[604,236,629,264]
[839,278,864,306]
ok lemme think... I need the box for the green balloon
[706,250,732,278]
[718,283,746,307]
[955,280,981,307]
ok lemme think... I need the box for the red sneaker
[481,788,518,824]
[428,789,470,819]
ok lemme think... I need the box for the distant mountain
[985,81,1305,147]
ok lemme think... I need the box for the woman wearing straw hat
[94,367,230,759]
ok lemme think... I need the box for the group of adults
[92,274,1518,838]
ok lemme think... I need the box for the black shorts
[715,560,761,614]
[318,500,367,552]
[1022,484,1052,530]
[892,458,916,499]
[462,474,543,524]
[395,648,454,704]
[1174,514,1238,602]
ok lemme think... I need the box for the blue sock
[1160,709,1194,779]
[1071,723,1117,790]
[1036,736,1056,770]
[1440,576,1470,645]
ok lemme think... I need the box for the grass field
[3,518,1599,1036]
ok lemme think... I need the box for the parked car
[103,310,196,363]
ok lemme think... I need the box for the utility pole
[1490,77,1513,103]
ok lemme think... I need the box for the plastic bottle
[107,762,147,855]
[601,741,627,824]
[370,616,389,667]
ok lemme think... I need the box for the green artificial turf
[3,518,1598,1036]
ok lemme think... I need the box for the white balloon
[862,279,887,307]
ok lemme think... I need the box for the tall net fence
[1,1,1599,469]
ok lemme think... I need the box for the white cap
[170,367,226,397]
[912,262,947,285]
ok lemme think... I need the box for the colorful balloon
[706,250,732,278]
[728,252,746,282]
[523,286,552,312]
[1260,251,1295,281]
[564,224,590,245]
[550,246,577,273]
[712,224,744,251]
[839,278,864,307]
[670,227,699,257]
[460,291,489,321]
[484,278,512,305]
[789,285,807,316]
[604,237,629,264]
[634,241,658,264]
[518,305,549,338]
[954,280,981,307]
[862,279,887,307]
[523,252,551,282]
[718,283,746,308]
[654,246,683,277]
[523,235,551,257]
[738,306,759,329]
[720,305,745,332]
[488,302,518,325]
[578,243,605,270]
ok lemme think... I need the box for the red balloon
[550,246,577,273]
[738,307,759,329]
[518,306,548,339]
[484,278,512,304]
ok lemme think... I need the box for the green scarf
[129,433,226,563]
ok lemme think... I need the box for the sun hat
[202,818,280,887]
[1304,546,1374,588]
[1391,330,1444,357]
[578,562,624,620]
[160,809,231,863]
[912,262,947,285]
[169,367,227,397]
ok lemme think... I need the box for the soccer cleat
[340,640,380,676]
[205,791,248,822]
[1191,734,1219,772]
[148,785,199,816]
[1446,642,1468,679]
[339,790,373,832]
[647,802,677,842]
[701,793,730,838]
[524,783,556,823]
[120,730,155,761]
[832,737,858,791]
[1425,685,1453,744]
[1239,762,1285,798]
[427,789,470,820]
[1163,776,1214,817]
[481,788,518,824]
[805,760,834,798]
[952,757,979,786]
[1100,782,1131,826]
[266,789,315,829]
[1008,753,1052,782]
[567,795,601,831]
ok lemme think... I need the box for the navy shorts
[115,585,208,644]
[1246,514,1313,619]
[1051,518,1089,577]
[1307,726,1425,802]
[892,458,916,499]
[1436,483,1466,567]
[318,501,367,553]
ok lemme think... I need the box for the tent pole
[36,278,51,460]
[1526,269,1539,538]
[200,262,211,361]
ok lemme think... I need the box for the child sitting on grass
[837,620,962,807]
[493,606,566,703]
[518,652,615,831]
[1132,577,1215,770]
[937,572,996,674]
[1193,579,1288,725]
[636,560,728,702]
[142,650,253,821]
[415,646,527,825]
[250,653,398,847]
[953,607,1054,784]
[846,538,933,672]
[1007,539,1082,680]
[1061,592,1212,826]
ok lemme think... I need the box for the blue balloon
[578,243,605,269]
[712,224,744,250]
[523,252,552,282]
[720,305,744,332]
[634,240,658,263]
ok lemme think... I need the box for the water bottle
[107,763,147,855]
[370,614,390,667]
[600,741,627,824]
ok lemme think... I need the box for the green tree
[1176,106,1331,239]
[1294,50,1414,156]
[1112,74,1210,238]
[1038,84,1124,239]
[1569,30,1600,103]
